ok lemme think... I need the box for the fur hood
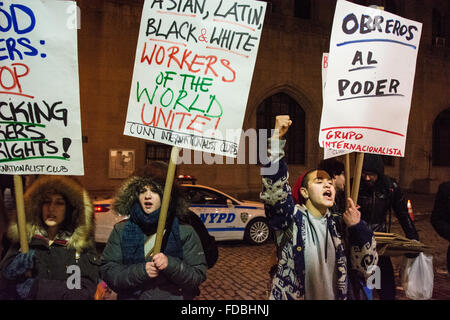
[113,175,189,222]
[7,176,95,253]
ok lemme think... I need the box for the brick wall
[73,0,450,197]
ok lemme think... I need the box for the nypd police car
[182,184,270,245]
[94,183,271,245]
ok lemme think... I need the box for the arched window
[146,142,171,162]
[257,92,305,164]
[433,108,450,166]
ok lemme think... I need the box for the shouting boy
[260,115,378,300]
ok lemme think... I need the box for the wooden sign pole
[149,146,180,257]
[351,152,365,203]
[344,153,351,208]
[13,175,28,253]
[347,6,384,205]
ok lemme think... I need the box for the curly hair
[112,161,189,222]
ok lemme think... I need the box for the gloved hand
[16,278,36,299]
[4,250,35,280]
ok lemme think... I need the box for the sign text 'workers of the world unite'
[0,0,84,175]
[124,0,266,157]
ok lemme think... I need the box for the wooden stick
[374,232,396,236]
[344,153,351,208]
[351,152,364,203]
[14,175,28,253]
[149,146,179,257]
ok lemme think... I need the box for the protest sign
[322,52,352,160]
[0,0,83,175]
[319,0,422,157]
[124,0,266,157]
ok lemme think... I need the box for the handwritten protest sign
[124,0,266,157]
[319,0,422,157]
[322,52,352,160]
[0,0,83,175]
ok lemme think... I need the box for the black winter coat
[100,221,206,300]
[0,235,100,299]
[358,175,419,240]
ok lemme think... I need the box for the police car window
[188,188,227,205]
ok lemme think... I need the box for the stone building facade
[74,0,450,199]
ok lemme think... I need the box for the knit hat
[292,169,334,205]
[292,171,309,205]
[362,154,385,176]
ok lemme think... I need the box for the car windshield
[185,187,229,205]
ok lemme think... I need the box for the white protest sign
[124,0,266,157]
[319,0,422,157]
[0,0,83,175]
[322,52,352,160]
[324,146,352,160]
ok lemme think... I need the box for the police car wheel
[245,218,271,245]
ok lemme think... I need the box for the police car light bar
[177,175,196,184]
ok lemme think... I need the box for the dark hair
[133,160,180,197]
[134,161,170,181]
[40,191,76,234]
[318,159,344,178]
[301,169,332,189]
[62,195,76,233]
[132,161,189,222]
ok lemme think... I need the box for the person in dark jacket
[431,181,450,271]
[100,162,207,300]
[0,176,100,300]
[358,154,419,300]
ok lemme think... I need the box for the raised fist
[272,115,292,140]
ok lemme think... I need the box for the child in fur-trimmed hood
[100,161,207,300]
[0,175,100,300]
